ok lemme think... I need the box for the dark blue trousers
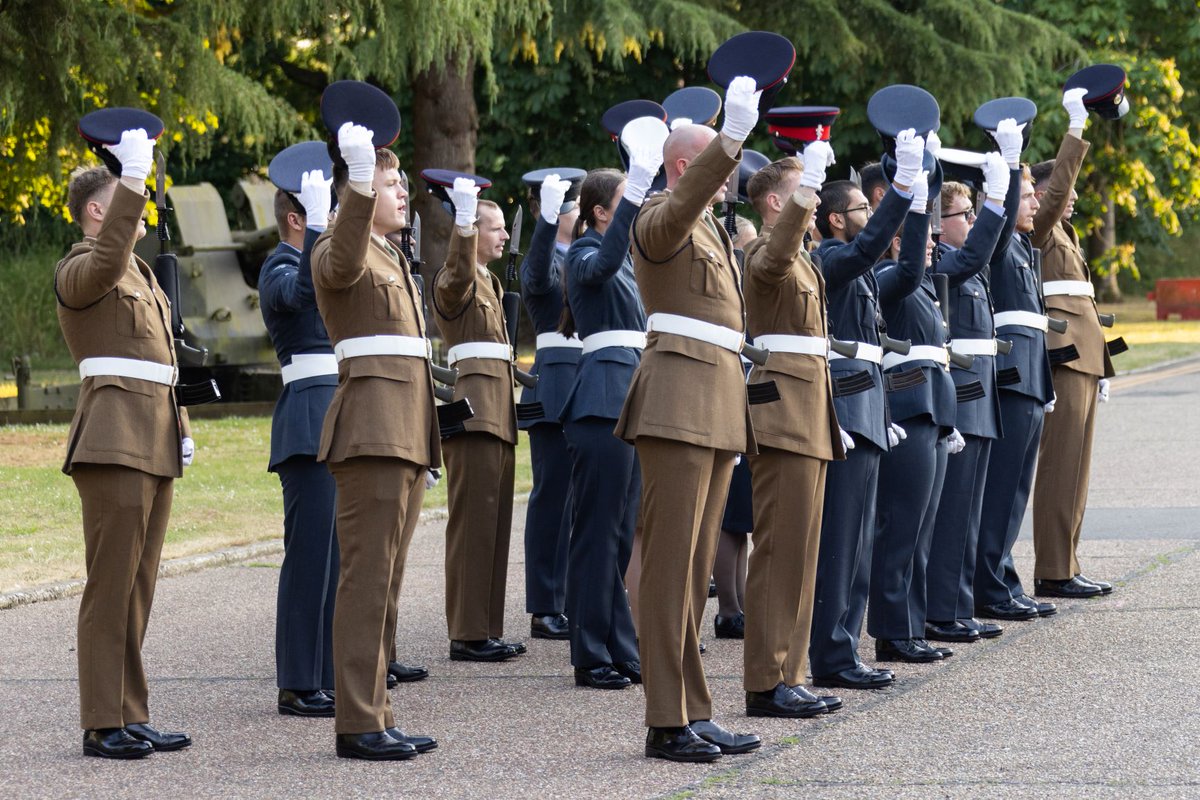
[907,435,948,635]
[275,456,338,691]
[975,393,1045,606]
[927,436,992,622]
[810,439,881,676]
[563,419,640,668]
[524,423,572,615]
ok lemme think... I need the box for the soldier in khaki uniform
[1030,88,1116,599]
[56,128,192,759]
[432,185,522,663]
[615,77,762,763]
[741,148,845,719]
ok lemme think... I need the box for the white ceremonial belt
[1042,280,1095,298]
[447,341,514,365]
[950,339,999,356]
[828,342,884,364]
[581,330,647,354]
[79,357,176,386]
[882,345,949,370]
[646,313,743,353]
[536,332,583,350]
[281,353,338,384]
[753,334,828,358]
[993,310,1049,332]
[335,335,431,362]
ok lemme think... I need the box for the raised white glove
[624,140,664,207]
[104,128,153,182]
[799,140,836,190]
[1063,86,1089,130]
[994,118,1025,166]
[1098,378,1110,403]
[839,427,856,451]
[946,428,966,455]
[296,169,333,230]
[451,177,480,229]
[1044,393,1057,413]
[925,130,942,158]
[181,436,195,467]
[981,152,1011,203]
[424,469,441,490]
[910,170,930,213]
[337,122,377,184]
[538,174,571,225]
[669,117,693,131]
[892,129,925,188]
[887,422,907,448]
[720,76,761,142]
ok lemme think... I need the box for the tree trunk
[1087,195,1121,302]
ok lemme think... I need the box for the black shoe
[746,682,825,718]
[574,665,632,690]
[124,722,192,751]
[699,642,707,655]
[876,638,943,663]
[613,660,642,684]
[335,731,417,761]
[689,719,761,755]
[915,639,953,658]
[1076,574,1114,594]
[925,620,981,643]
[714,612,745,639]
[490,637,527,655]
[645,726,722,763]
[450,639,518,662]
[708,578,718,598]
[1035,576,1102,599]
[976,598,1038,621]
[1014,594,1058,616]
[959,618,1003,639]
[812,664,893,690]
[788,684,843,713]
[278,689,335,718]
[384,727,437,754]
[82,728,153,759]
[531,613,570,639]
[387,661,430,688]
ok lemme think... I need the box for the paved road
[1,361,1197,799]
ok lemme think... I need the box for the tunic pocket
[370,269,409,321]
[689,249,727,299]
[116,283,154,338]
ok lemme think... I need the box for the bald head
[663,124,718,187]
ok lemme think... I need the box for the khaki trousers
[744,448,827,692]
[72,464,172,730]
[635,437,734,728]
[443,433,515,641]
[329,457,424,734]
[1032,366,1099,580]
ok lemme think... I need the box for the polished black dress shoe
[125,722,192,751]
[531,613,570,639]
[645,726,722,763]
[575,665,632,690]
[916,639,954,658]
[1076,574,1114,594]
[959,618,1003,639]
[714,612,745,639]
[1035,576,1102,599]
[1014,594,1058,616]
[789,684,843,713]
[82,728,153,759]
[708,578,718,598]
[747,682,825,718]
[689,719,761,754]
[387,661,430,689]
[976,598,1038,621]
[278,689,335,717]
[491,637,527,655]
[614,660,642,684]
[384,727,437,754]
[335,731,417,761]
[812,663,894,690]
[925,620,981,643]
[450,639,518,662]
[876,638,942,663]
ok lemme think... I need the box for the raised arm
[936,203,1004,287]
[55,181,147,308]
[313,186,372,291]
[821,187,909,292]
[433,225,479,313]
[572,198,639,286]
[521,215,560,297]
[747,191,817,286]
[877,211,930,303]
[1031,132,1089,248]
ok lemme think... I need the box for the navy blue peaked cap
[973,96,1037,149]
[867,85,940,157]
[269,141,334,193]
[663,86,722,128]
[522,167,588,214]
[1065,64,1130,120]
[78,107,164,176]
[320,80,401,147]
[707,31,796,112]
[421,169,492,217]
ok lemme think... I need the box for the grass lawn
[0,417,532,593]
[1098,300,1200,372]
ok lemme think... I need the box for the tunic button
[973,291,980,297]
[708,250,716,259]
[934,300,941,307]
[134,291,142,298]
[388,275,396,283]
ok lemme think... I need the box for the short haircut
[67,166,116,226]
[273,188,305,235]
[747,157,802,217]
[476,198,502,218]
[859,162,886,199]
[735,215,756,239]
[815,180,859,239]
[940,181,972,210]
[1029,160,1055,188]
[1020,163,1033,184]
[330,145,400,197]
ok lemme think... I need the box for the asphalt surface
[1,360,1197,799]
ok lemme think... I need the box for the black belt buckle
[438,398,475,438]
[1106,336,1129,357]
[747,380,781,405]
[996,366,1022,387]
[1048,344,1081,366]
[176,379,221,406]
[515,401,546,421]
[955,381,986,403]
[832,370,874,398]
[884,367,927,393]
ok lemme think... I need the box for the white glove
[538,174,571,225]
[720,76,761,142]
[181,437,195,468]
[669,117,693,131]
[892,129,925,188]
[424,469,441,490]
[104,128,153,182]
[994,118,1025,166]
[1044,393,1057,413]
[296,169,333,230]
[1098,378,1110,403]
[887,422,907,448]
[839,427,856,452]
[337,122,377,184]
[925,130,942,158]
[799,140,836,190]
[981,152,1011,204]
[624,141,664,207]
[1063,86,1089,130]
[946,428,966,455]
[910,170,929,213]
[451,177,480,229]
